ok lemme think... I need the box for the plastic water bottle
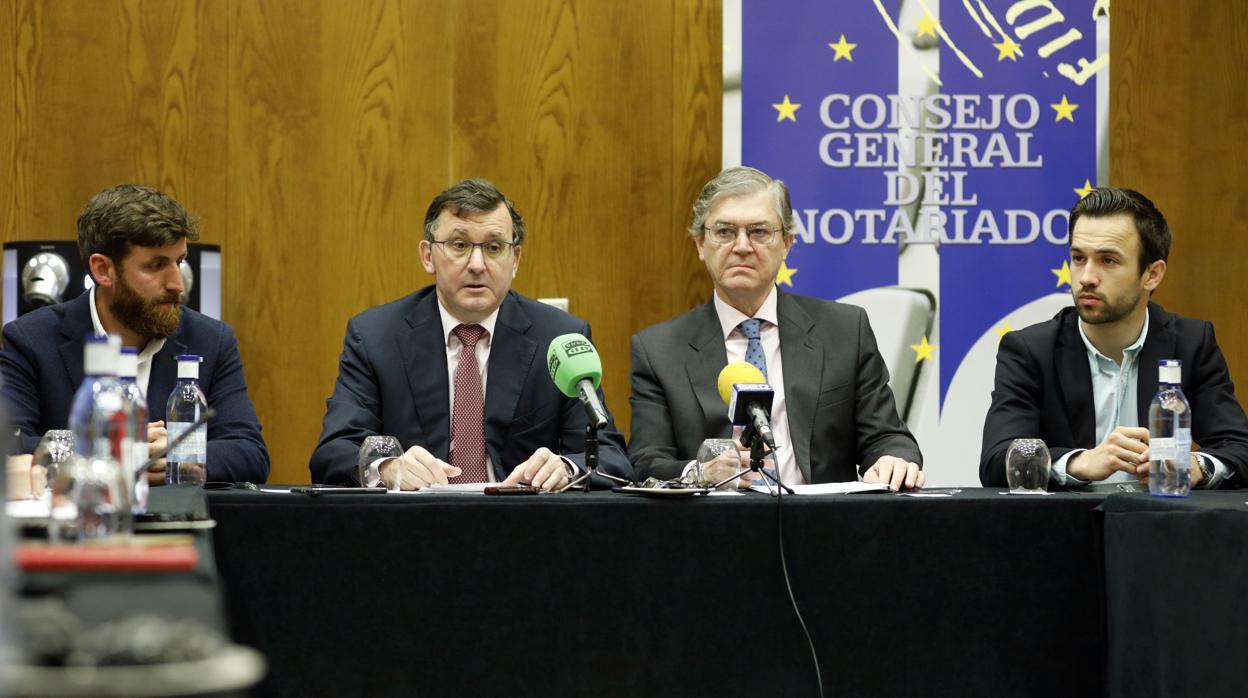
[117,347,149,513]
[1148,359,1192,497]
[66,334,134,535]
[166,355,208,486]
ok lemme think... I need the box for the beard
[1073,286,1139,325]
[110,274,181,339]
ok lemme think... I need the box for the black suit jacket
[628,290,921,483]
[980,303,1248,488]
[309,286,632,485]
[0,290,270,483]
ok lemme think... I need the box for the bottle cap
[83,334,119,376]
[1158,359,1182,385]
[176,354,202,380]
[118,347,139,379]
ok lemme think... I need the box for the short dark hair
[1069,187,1171,274]
[77,184,200,268]
[423,178,525,246]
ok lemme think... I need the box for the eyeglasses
[702,223,782,247]
[429,238,517,261]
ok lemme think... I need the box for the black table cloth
[209,488,1109,697]
[1099,492,1248,698]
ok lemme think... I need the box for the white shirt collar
[436,298,500,346]
[88,287,167,362]
[713,286,779,341]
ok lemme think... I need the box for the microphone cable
[773,468,825,698]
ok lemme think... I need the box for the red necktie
[449,324,489,482]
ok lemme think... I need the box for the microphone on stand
[547,333,609,429]
[716,362,777,452]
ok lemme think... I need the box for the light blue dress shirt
[1052,312,1226,487]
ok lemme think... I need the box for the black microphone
[716,362,777,452]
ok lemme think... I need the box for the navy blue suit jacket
[309,286,632,486]
[981,302,1248,488]
[0,291,270,483]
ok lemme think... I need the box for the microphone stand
[560,417,632,493]
[707,427,794,494]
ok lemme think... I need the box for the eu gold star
[1052,260,1072,288]
[775,260,797,287]
[1051,95,1079,123]
[1075,179,1095,199]
[994,35,1022,61]
[911,336,937,363]
[829,34,857,62]
[916,14,938,38]
[772,95,801,123]
[994,321,1013,341]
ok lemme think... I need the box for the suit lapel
[685,302,731,438]
[402,293,452,460]
[1136,303,1174,424]
[1055,309,1096,445]
[57,293,95,391]
[777,292,819,484]
[484,295,535,473]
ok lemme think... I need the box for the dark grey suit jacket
[628,290,921,482]
[309,286,632,486]
[980,302,1248,488]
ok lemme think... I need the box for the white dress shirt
[437,301,501,483]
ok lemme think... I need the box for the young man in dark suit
[0,184,270,484]
[310,178,631,490]
[981,187,1248,489]
[628,167,923,490]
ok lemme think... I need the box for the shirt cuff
[1195,452,1228,488]
[1052,449,1089,488]
[558,455,580,478]
[363,457,392,488]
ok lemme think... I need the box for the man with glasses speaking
[628,167,923,491]
[310,178,631,490]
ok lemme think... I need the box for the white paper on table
[6,498,50,518]
[1001,490,1055,496]
[749,481,889,495]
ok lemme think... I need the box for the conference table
[208,487,1114,698]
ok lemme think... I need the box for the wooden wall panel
[0,0,719,483]
[226,0,455,484]
[1111,1,1248,406]
[448,0,720,440]
[2,0,227,246]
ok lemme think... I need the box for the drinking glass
[695,438,742,489]
[359,436,403,491]
[32,430,74,497]
[48,454,124,542]
[1005,438,1051,493]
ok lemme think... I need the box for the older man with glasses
[310,178,632,490]
[628,166,923,490]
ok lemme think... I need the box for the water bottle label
[167,421,207,461]
[1175,427,1192,455]
[1150,437,1176,461]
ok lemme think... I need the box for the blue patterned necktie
[738,318,768,381]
